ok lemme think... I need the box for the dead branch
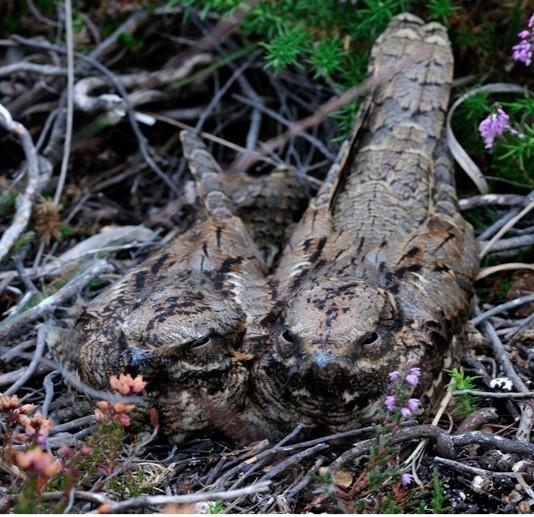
[472,294,534,325]
[4,324,47,395]
[434,456,526,479]
[99,481,271,513]
[0,104,41,264]
[459,194,531,210]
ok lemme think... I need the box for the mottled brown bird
[245,14,479,437]
[51,131,304,441]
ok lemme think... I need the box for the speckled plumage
[244,14,479,437]
[51,131,305,441]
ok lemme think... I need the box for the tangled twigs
[330,425,534,472]
[0,259,112,341]
[0,104,41,264]
[479,316,534,443]
[227,47,432,174]
[11,35,180,196]
[97,481,271,513]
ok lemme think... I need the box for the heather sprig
[512,14,534,66]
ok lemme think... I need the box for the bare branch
[0,104,41,264]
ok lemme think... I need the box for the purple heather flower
[406,366,421,387]
[512,14,534,66]
[406,398,420,411]
[400,407,412,419]
[388,370,400,382]
[384,395,396,412]
[401,473,414,487]
[512,39,533,66]
[478,108,514,149]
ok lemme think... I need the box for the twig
[454,390,534,399]
[480,197,534,258]
[5,324,47,395]
[0,259,112,341]
[476,263,534,280]
[258,443,329,482]
[459,194,530,210]
[471,295,534,325]
[504,313,534,341]
[433,457,525,479]
[0,62,65,77]
[41,370,60,418]
[481,234,534,254]
[0,104,41,264]
[99,482,271,513]
[478,207,521,241]
[53,0,74,206]
[50,415,96,435]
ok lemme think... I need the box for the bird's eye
[189,336,211,349]
[362,331,380,346]
[281,329,296,344]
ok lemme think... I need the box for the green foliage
[447,368,480,416]
[353,0,414,39]
[118,31,144,52]
[208,500,225,514]
[430,469,449,513]
[310,37,346,78]
[429,0,458,25]
[262,26,311,73]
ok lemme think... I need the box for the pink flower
[512,14,534,66]
[478,108,518,149]
[401,472,414,486]
[406,366,421,387]
[388,371,400,382]
[384,395,396,412]
[406,398,420,411]
[400,407,412,418]
[512,39,533,66]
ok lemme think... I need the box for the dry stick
[454,390,534,399]
[433,456,526,479]
[0,104,40,264]
[50,415,96,435]
[99,482,271,513]
[226,47,432,174]
[459,193,529,210]
[329,425,534,472]
[504,312,534,341]
[478,207,521,241]
[215,424,305,489]
[480,198,534,258]
[53,0,74,206]
[41,370,60,417]
[482,234,534,253]
[4,325,47,395]
[258,443,329,483]
[227,424,306,490]
[476,263,534,280]
[0,259,112,341]
[0,62,66,77]
[471,294,534,326]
